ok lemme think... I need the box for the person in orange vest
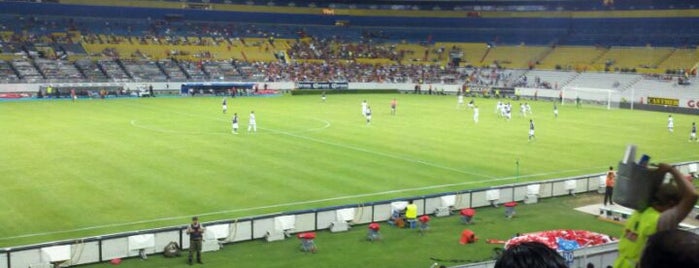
[604,166,616,206]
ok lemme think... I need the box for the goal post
[564,87,621,109]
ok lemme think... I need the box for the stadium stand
[120,59,168,82]
[538,46,608,72]
[517,70,579,90]
[564,72,642,91]
[157,59,187,81]
[11,59,44,83]
[74,58,109,81]
[34,59,83,82]
[0,1,694,91]
[590,47,675,74]
[0,60,20,83]
[656,48,698,74]
[97,59,131,82]
[202,60,240,81]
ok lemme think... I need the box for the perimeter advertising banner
[647,97,679,107]
[686,99,699,109]
[297,82,349,90]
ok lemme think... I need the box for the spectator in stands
[639,229,699,268]
[613,163,698,268]
[494,242,567,268]
[604,166,615,206]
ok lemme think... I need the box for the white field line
[0,165,600,242]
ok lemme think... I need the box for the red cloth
[504,229,612,250]
[368,222,380,231]
[460,229,477,244]
[110,258,122,265]
[504,202,518,207]
[418,215,430,223]
[297,232,316,239]
[460,208,475,217]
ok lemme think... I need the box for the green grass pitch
[0,93,695,250]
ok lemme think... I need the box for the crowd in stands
[287,36,401,61]
[0,14,695,87]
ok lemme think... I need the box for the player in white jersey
[505,103,512,121]
[668,115,674,133]
[496,101,503,116]
[519,103,526,117]
[525,103,532,115]
[361,100,368,117]
[457,93,464,109]
[247,111,257,133]
[473,105,479,123]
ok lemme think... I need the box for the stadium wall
[1,161,697,268]
[5,81,699,110]
[517,87,699,111]
[0,82,461,95]
[54,0,699,19]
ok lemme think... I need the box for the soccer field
[0,93,695,247]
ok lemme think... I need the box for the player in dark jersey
[186,216,205,265]
[222,98,228,114]
[231,113,239,134]
[528,119,535,141]
[690,122,696,142]
[365,106,372,125]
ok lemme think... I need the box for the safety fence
[1,161,696,268]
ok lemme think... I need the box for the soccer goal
[564,87,621,109]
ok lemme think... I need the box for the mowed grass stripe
[1,94,696,247]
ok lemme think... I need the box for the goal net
[563,87,622,109]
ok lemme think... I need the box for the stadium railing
[2,161,697,268]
